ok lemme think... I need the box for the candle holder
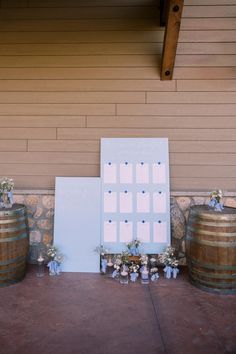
[120,265,129,285]
[106,257,114,277]
[36,253,45,277]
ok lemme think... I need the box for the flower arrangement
[94,245,110,274]
[120,251,130,264]
[95,242,180,283]
[158,246,178,267]
[208,189,224,211]
[129,263,140,273]
[46,244,64,276]
[126,238,141,256]
[140,254,149,266]
[0,177,14,208]
[158,246,179,279]
[149,256,159,281]
[129,262,140,282]
[0,177,14,192]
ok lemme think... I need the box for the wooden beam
[161,0,184,80]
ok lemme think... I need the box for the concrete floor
[0,266,235,354]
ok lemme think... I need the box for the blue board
[100,138,170,254]
[54,177,100,272]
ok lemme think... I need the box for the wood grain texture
[57,128,236,141]
[87,115,236,129]
[0,103,116,115]
[0,79,176,92]
[0,0,235,191]
[117,104,236,116]
[0,116,86,127]
[0,92,146,104]
[161,0,184,80]
[0,140,27,151]
[28,140,100,152]
[0,128,56,139]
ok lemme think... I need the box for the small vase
[151,273,159,282]
[112,269,120,280]
[130,246,139,256]
[1,192,13,208]
[130,272,138,282]
[164,266,172,279]
[172,267,179,279]
[47,260,61,276]
[120,265,129,284]
[141,265,149,284]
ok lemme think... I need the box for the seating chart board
[101,138,170,254]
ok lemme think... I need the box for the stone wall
[14,192,236,263]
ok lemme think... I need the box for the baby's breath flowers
[158,246,179,268]
[0,177,14,192]
[140,254,149,266]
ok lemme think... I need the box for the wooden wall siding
[0,0,236,191]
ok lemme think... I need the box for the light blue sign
[101,138,170,254]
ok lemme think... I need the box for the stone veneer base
[13,190,236,264]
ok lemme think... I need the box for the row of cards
[104,220,167,243]
[104,191,166,213]
[104,162,166,184]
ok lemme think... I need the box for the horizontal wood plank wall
[0,0,236,191]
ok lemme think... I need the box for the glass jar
[106,258,114,277]
[36,254,44,277]
[120,265,129,284]
[141,265,149,285]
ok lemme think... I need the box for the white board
[54,177,100,273]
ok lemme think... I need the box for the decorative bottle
[141,265,149,285]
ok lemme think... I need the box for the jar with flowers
[0,177,14,208]
[46,244,64,276]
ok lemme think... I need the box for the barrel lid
[0,203,26,216]
[189,205,236,220]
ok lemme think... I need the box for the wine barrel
[186,205,236,294]
[0,204,29,286]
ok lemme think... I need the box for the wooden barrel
[0,204,29,286]
[186,205,236,294]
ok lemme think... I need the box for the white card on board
[136,163,149,184]
[104,220,117,242]
[152,163,166,184]
[120,191,133,213]
[137,221,150,242]
[120,163,133,184]
[153,192,166,213]
[104,163,117,184]
[137,191,150,213]
[153,221,167,243]
[119,221,133,242]
[104,191,117,213]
